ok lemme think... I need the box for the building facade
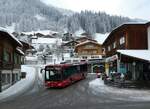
[103,23,150,80]
[75,41,104,73]
[75,41,103,60]
[103,24,148,57]
[0,29,23,92]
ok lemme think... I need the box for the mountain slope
[0,0,136,34]
[0,0,64,32]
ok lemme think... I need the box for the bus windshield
[45,67,62,81]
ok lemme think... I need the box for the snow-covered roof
[74,29,85,37]
[117,50,150,62]
[32,38,62,44]
[75,40,101,47]
[23,30,58,36]
[0,27,22,46]
[94,33,109,44]
[25,56,38,61]
[112,22,147,32]
[16,48,24,55]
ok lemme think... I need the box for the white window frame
[108,46,111,51]
[120,37,125,45]
[113,42,116,49]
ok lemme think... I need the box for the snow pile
[89,78,150,101]
[89,78,110,93]
[89,78,104,86]
[0,65,36,101]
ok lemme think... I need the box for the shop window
[82,56,87,59]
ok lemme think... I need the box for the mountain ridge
[0,0,140,34]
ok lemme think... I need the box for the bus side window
[46,71,50,79]
[77,66,80,73]
[50,71,55,76]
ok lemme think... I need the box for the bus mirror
[40,69,45,74]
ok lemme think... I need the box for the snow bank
[89,78,104,86]
[89,78,150,101]
[0,65,36,101]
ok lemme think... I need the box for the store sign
[106,55,118,62]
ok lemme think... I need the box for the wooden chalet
[75,40,104,73]
[0,28,24,92]
[103,23,147,57]
[75,41,103,58]
[102,22,150,81]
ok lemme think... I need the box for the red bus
[42,62,88,88]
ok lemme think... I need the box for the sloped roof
[62,40,79,46]
[103,22,147,45]
[94,33,110,45]
[16,48,24,55]
[32,38,62,45]
[75,40,101,48]
[117,50,150,62]
[0,27,22,46]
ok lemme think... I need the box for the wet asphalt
[0,74,150,109]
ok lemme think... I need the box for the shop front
[105,55,119,77]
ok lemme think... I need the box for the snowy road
[1,68,150,109]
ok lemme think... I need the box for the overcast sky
[41,0,150,20]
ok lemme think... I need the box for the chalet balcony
[14,64,21,69]
[1,61,14,69]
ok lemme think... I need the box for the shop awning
[117,50,150,62]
